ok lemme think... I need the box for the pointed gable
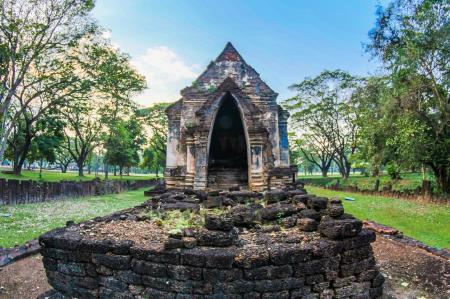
[181,42,277,100]
[215,42,244,62]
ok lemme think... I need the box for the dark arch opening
[207,92,248,190]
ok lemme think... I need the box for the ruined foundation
[40,183,384,298]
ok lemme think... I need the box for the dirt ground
[372,236,449,299]
[0,255,50,299]
[0,235,448,299]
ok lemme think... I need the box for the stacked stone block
[40,184,383,298]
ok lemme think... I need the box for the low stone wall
[39,183,383,298]
[0,178,161,205]
[40,230,382,299]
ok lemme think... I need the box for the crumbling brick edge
[37,201,385,297]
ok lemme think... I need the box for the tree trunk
[430,164,449,194]
[114,166,117,176]
[61,166,67,173]
[13,157,26,176]
[12,127,33,175]
[77,161,84,176]
[39,158,43,179]
[321,169,328,177]
[104,162,109,179]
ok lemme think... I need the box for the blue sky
[92,0,385,106]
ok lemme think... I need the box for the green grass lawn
[306,186,450,249]
[0,188,149,248]
[0,168,157,182]
[300,172,434,193]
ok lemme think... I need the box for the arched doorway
[207,92,248,190]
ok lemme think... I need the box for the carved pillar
[185,136,195,188]
[248,130,266,192]
[166,124,179,168]
[278,108,290,167]
[193,132,208,190]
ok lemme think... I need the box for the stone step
[207,168,248,190]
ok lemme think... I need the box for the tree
[55,141,73,173]
[5,107,63,175]
[284,70,361,178]
[81,43,147,179]
[139,102,170,161]
[141,146,165,177]
[105,116,145,177]
[367,0,450,192]
[352,77,392,176]
[291,135,334,177]
[0,0,95,162]
[289,137,318,176]
[58,35,145,177]
[31,123,64,179]
[61,100,101,177]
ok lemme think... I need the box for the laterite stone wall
[39,183,384,298]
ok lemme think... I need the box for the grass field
[0,188,149,248]
[0,168,157,182]
[306,186,450,249]
[2,184,448,250]
[300,172,433,193]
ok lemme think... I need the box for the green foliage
[146,207,226,234]
[140,102,170,156]
[105,116,145,175]
[284,70,362,179]
[139,102,170,176]
[146,210,204,234]
[385,163,401,180]
[301,173,431,194]
[365,0,450,192]
[305,186,450,249]
[141,146,165,176]
[0,0,97,162]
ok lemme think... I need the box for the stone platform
[39,183,384,298]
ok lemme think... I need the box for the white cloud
[131,46,200,106]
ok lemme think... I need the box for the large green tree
[0,0,95,162]
[141,146,165,177]
[61,36,146,177]
[367,0,450,192]
[105,116,145,176]
[284,70,362,178]
[137,102,170,175]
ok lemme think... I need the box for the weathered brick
[269,244,312,265]
[167,264,203,281]
[93,254,131,270]
[203,268,242,282]
[131,259,167,277]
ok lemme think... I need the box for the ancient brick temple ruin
[165,43,296,192]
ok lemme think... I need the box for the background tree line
[0,0,168,178]
[285,0,449,193]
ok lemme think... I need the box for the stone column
[185,136,195,188]
[165,122,179,168]
[278,110,290,167]
[249,134,265,192]
[193,133,208,190]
